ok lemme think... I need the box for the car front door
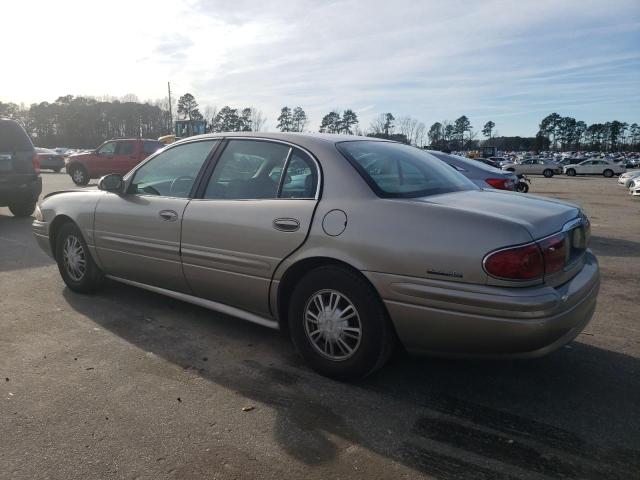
[91,141,118,177]
[93,139,219,292]
[180,139,320,316]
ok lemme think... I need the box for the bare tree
[398,115,420,145]
[250,108,267,132]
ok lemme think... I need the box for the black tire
[53,168,62,173]
[543,169,554,178]
[603,169,613,178]
[8,201,36,217]
[69,164,89,186]
[55,222,103,293]
[566,168,576,176]
[506,168,515,172]
[288,265,395,380]
[516,182,529,193]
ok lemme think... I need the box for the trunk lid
[418,189,581,241]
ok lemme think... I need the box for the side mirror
[98,173,125,193]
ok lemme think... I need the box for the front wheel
[55,222,103,293]
[603,169,614,178]
[543,169,554,178]
[288,266,395,380]
[566,168,576,176]
[516,182,529,193]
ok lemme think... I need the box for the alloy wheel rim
[73,169,85,183]
[63,235,86,281]
[304,289,362,361]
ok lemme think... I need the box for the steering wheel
[170,176,194,195]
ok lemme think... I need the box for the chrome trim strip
[106,275,279,330]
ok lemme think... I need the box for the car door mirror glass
[98,173,125,193]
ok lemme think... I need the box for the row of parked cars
[487,157,628,178]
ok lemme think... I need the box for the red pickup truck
[66,138,164,185]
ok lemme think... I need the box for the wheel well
[275,257,389,332]
[48,215,74,260]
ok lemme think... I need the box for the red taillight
[32,154,40,174]
[538,233,567,275]
[485,178,510,190]
[484,243,544,280]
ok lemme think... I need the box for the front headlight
[34,205,43,222]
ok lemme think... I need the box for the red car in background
[66,138,164,185]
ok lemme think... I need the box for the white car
[564,159,625,177]
[502,158,562,177]
[618,171,640,188]
[630,182,640,196]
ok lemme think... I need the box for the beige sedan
[33,133,600,379]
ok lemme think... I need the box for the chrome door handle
[273,218,300,232]
[159,210,178,222]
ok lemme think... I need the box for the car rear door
[93,139,219,292]
[113,140,140,174]
[180,139,320,316]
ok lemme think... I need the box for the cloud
[2,0,638,134]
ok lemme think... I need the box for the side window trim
[125,139,221,199]
[192,137,322,201]
[276,148,294,198]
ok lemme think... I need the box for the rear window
[143,141,164,154]
[336,141,477,198]
[0,120,34,152]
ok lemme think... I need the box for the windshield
[336,141,477,198]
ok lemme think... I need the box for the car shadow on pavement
[0,214,55,273]
[62,281,640,479]
[590,235,640,257]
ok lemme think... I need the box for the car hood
[415,189,580,240]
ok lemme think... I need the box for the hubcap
[73,169,85,183]
[63,235,86,281]
[304,289,362,361]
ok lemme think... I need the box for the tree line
[1,93,638,151]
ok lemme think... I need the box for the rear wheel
[543,169,554,178]
[69,165,89,186]
[55,222,103,293]
[288,266,395,380]
[603,169,614,178]
[516,182,529,193]
[8,201,36,217]
[566,168,576,176]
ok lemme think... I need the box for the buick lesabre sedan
[33,133,600,379]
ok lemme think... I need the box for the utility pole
[167,81,173,134]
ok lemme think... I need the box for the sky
[2,0,639,136]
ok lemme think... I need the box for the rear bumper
[364,251,599,358]
[0,176,42,206]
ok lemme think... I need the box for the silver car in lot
[33,133,600,379]
[564,159,625,177]
[502,158,562,177]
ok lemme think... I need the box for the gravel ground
[1,171,638,480]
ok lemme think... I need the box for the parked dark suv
[0,118,42,217]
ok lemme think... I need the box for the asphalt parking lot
[1,171,639,480]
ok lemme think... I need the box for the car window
[129,140,218,198]
[143,141,164,154]
[98,142,117,155]
[280,149,318,199]
[0,120,33,152]
[118,141,135,155]
[337,141,477,198]
[204,140,291,199]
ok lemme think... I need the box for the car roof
[174,132,390,151]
